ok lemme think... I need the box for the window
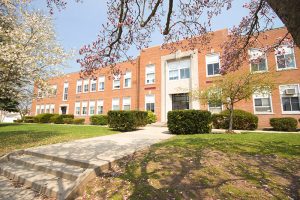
[36,105,40,115]
[63,82,68,101]
[146,65,155,84]
[83,79,89,93]
[172,93,189,110]
[123,97,131,110]
[82,101,88,115]
[45,105,50,113]
[206,54,220,76]
[89,101,95,115]
[98,76,105,91]
[97,100,104,114]
[48,85,57,97]
[145,94,155,112]
[50,104,55,114]
[76,80,82,93]
[276,46,296,70]
[253,92,272,113]
[37,89,43,98]
[41,105,45,114]
[249,49,267,72]
[75,102,81,116]
[208,102,222,114]
[112,98,120,110]
[279,85,300,113]
[90,79,97,92]
[168,58,191,80]
[124,71,132,88]
[113,76,120,89]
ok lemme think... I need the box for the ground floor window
[208,101,222,114]
[89,101,95,115]
[123,97,131,110]
[145,94,155,112]
[253,92,273,113]
[82,102,87,115]
[112,98,120,110]
[172,93,189,110]
[97,100,104,114]
[279,84,300,113]
[75,102,80,115]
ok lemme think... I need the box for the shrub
[167,110,212,134]
[212,109,258,130]
[147,111,157,124]
[14,119,23,123]
[35,113,55,123]
[73,118,85,125]
[63,118,74,124]
[107,110,147,131]
[50,114,73,124]
[62,114,74,119]
[270,117,298,132]
[90,115,108,125]
[22,116,37,123]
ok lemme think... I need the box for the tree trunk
[228,103,234,133]
[266,0,300,47]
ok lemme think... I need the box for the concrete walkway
[0,126,173,199]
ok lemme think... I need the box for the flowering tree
[193,69,276,132]
[0,2,70,107]
[42,0,300,76]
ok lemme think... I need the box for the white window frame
[83,79,89,93]
[252,92,273,114]
[50,104,55,114]
[97,99,104,114]
[249,48,268,73]
[36,105,40,115]
[145,94,155,112]
[76,80,83,94]
[62,82,68,101]
[123,97,131,110]
[45,105,50,113]
[167,58,191,81]
[74,102,81,116]
[112,98,120,110]
[82,101,88,115]
[145,64,155,84]
[90,79,97,92]
[208,102,223,114]
[98,76,105,91]
[113,75,121,90]
[206,53,221,77]
[279,84,300,114]
[275,46,297,71]
[124,71,132,88]
[89,101,95,115]
[40,105,45,114]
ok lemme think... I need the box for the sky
[31,0,283,73]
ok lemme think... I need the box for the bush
[90,115,108,125]
[73,118,85,125]
[167,110,212,134]
[107,110,148,131]
[63,118,74,124]
[35,113,55,123]
[14,119,23,123]
[50,114,74,124]
[212,109,258,130]
[147,111,157,124]
[22,116,37,123]
[62,114,74,119]
[270,117,298,132]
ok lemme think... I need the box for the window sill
[281,111,300,115]
[90,91,96,93]
[123,86,131,89]
[145,82,155,85]
[276,67,298,72]
[251,70,268,74]
[207,74,221,78]
[254,112,274,115]
[98,90,105,92]
[112,88,120,90]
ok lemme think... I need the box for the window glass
[206,54,220,76]
[146,65,155,84]
[276,46,296,69]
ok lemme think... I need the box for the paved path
[0,126,173,199]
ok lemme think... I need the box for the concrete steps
[0,151,92,199]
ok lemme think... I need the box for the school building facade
[31,27,300,128]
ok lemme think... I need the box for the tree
[0,97,19,122]
[193,69,276,132]
[0,2,70,102]
[42,0,299,76]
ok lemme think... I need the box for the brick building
[31,27,300,128]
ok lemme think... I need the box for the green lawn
[0,123,118,156]
[82,132,300,200]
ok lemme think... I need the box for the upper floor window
[63,82,68,101]
[168,58,191,80]
[253,92,273,114]
[97,99,104,114]
[249,49,267,72]
[90,79,97,92]
[89,101,95,115]
[83,79,89,93]
[275,46,296,70]
[146,64,155,84]
[206,54,220,76]
[37,89,43,98]
[76,80,82,93]
[98,76,105,91]
[112,98,120,110]
[123,97,131,110]
[279,84,300,114]
[48,85,57,97]
[113,75,120,89]
[124,71,132,88]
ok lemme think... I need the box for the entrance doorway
[60,106,67,115]
[172,93,189,110]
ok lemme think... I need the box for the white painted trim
[248,48,269,73]
[205,53,221,77]
[279,84,300,114]
[275,46,297,71]
[252,93,274,115]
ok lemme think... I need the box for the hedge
[270,117,298,132]
[50,114,74,124]
[212,109,258,130]
[107,110,148,131]
[63,118,74,124]
[22,116,37,123]
[90,115,108,125]
[167,110,212,134]
[35,113,55,123]
[73,118,85,125]
[147,111,157,124]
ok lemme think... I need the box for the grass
[0,123,118,156]
[81,132,300,200]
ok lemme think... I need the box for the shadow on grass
[0,123,23,128]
